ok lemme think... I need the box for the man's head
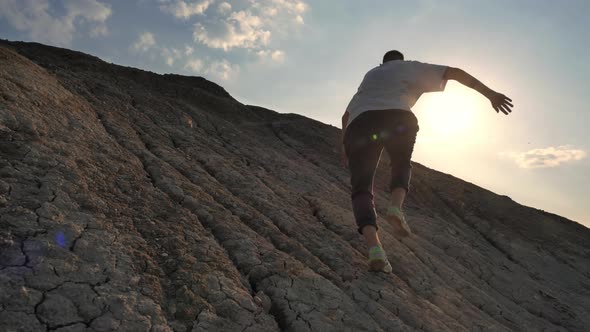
[383,50,404,63]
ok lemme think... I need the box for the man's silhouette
[341,50,513,272]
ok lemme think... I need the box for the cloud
[154,0,308,70]
[295,15,304,24]
[500,146,587,169]
[162,48,184,66]
[252,0,307,15]
[217,2,232,14]
[131,32,156,52]
[129,36,238,82]
[90,25,109,37]
[66,0,111,21]
[204,59,240,81]
[193,10,271,51]
[184,56,240,82]
[256,49,285,63]
[185,58,204,72]
[185,57,240,82]
[158,0,212,20]
[0,0,112,46]
[270,50,285,62]
[188,0,308,51]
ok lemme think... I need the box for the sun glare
[416,83,487,137]
[412,83,495,186]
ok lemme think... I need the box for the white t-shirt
[345,60,448,128]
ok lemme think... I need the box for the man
[341,50,513,272]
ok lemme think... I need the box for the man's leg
[345,123,384,246]
[386,142,414,209]
[390,187,406,209]
[348,147,383,240]
[348,138,393,272]
[361,225,380,248]
[384,116,418,236]
[345,112,393,272]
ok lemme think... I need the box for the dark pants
[344,109,419,234]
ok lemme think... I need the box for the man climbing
[341,50,513,272]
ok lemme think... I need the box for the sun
[415,83,487,137]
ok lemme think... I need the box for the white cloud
[193,10,271,51]
[190,0,308,51]
[183,56,240,83]
[0,0,112,46]
[265,0,307,14]
[261,6,278,16]
[128,36,236,82]
[205,59,239,81]
[217,2,232,14]
[153,0,307,72]
[185,58,204,72]
[256,49,285,63]
[159,0,212,20]
[131,32,156,52]
[271,49,285,62]
[90,24,109,37]
[161,47,183,66]
[500,146,587,169]
[66,0,111,21]
[184,57,239,82]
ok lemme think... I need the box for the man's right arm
[443,67,514,115]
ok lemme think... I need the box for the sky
[1,0,588,227]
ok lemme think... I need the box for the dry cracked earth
[0,40,589,332]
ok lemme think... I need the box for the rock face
[0,40,589,332]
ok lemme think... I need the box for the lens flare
[56,232,66,248]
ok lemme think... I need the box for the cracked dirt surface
[1,41,589,331]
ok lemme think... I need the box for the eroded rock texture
[0,40,589,332]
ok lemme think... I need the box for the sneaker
[386,206,411,237]
[368,246,393,273]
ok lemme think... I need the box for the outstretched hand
[487,91,513,115]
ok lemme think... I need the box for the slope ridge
[1,40,589,332]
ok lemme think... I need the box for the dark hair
[383,50,404,63]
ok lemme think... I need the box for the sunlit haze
[1,0,588,226]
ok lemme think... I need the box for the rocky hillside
[0,40,589,332]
